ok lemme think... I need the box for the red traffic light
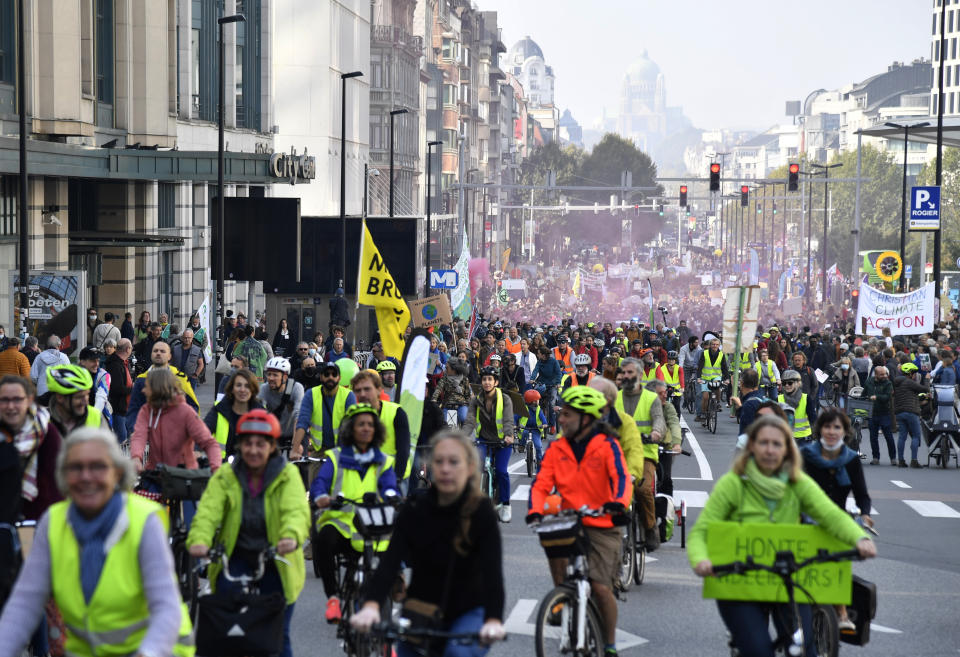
[680,185,688,193]
[789,163,800,174]
[851,289,859,298]
[741,185,750,193]
[710,163,721,174]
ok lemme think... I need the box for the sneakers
[604,648,619,657]
[869,458,880,465]
[910,459,923,469]
[898,459,908,468]
[499,504,513,523]
[838,618,856,633]
[325,597,342,624]
[644,526,660,553]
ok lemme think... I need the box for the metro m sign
[429,269,459,290]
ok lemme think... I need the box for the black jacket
[104,352,132,415]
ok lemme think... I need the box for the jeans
[476,442,512,505]
[896,411,922,461]
[216,556,296,657]
[869,414,896,460]
[457,405,469,426]
[717,599,815,657]
[542,385,559,430]
[396,606,488,657]
[113,414,129,444]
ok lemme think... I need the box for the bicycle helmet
[901,362,919,374]
[265,356,291,375]
[236,408,281,439]
[489,353,502,362]
[594,338,605,349]
[523,389,541,403]
[560,387,606,419]
[344,402,379,420]
[46,364,93,395]
[375,360,397,372]
[667,350,678,360]
[480,366,500,379]
[573,353,592,366]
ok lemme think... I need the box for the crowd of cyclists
[9,295,960,657]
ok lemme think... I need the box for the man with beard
[295,357,322,391]
[259,357,304,445]
[43,364,110,435]
[640,349,660,382]
[125,340,199,433]
[376,360,399,401]
[351,369,411,482]
[614,357,666,551]
[290,361,356,471]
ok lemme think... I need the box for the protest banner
[409,294,453,329]
[357,222,410,358]
[854,281,935,336]
[703,522,853,605]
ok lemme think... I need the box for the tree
[579,133,662,205]
[917,147,960,277]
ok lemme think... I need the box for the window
[95,0,114,126]
[460,83,469,105]
[0,0,13,85]
[158,183,176,229]
[0,176,15,236]
[191,0,222,122]
[442,173,455,192]
[158,251,174,318]
[442,129,458,150]
[443,84,457,105]
[478,101,488,121]
[442,38,453,60]
[235,0,261,129]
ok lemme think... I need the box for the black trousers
[314,524,354,597]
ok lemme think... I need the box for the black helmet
[480,366,500,380]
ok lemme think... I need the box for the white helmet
[265,356,291,375]
[573,353,592,366]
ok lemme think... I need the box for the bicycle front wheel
[617,525,634,592]
[811,604,839,657]
[534,586,604,657]
[708,408,718,434]
[526,440,535,477]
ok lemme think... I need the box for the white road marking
[511,484,530,501]
[844,498,877,515]
[679,417,714,481]
[903,500,960,518]
[674,490,710,508]
[508,459,528,474]
[869,622,903,634]
[502,598,648,649]
[890,480,912,489]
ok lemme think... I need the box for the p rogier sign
[855,281,935,336]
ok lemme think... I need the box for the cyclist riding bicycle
[309,403,399,623]
[463,367,515,522]
[518,389,546,466]
[527,386,631,657]
[560,353,596,391]
[688,415,876,657]
[658,350,684,416]
[697,337,730,421]
[44,364,111,435]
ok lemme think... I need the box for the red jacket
[528,429,631,528]
[574,345,599,370]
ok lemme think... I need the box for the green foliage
[917,148,960,272]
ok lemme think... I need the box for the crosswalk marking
[674,490,710,508]
[903,500,960,518]
[869,622,903,634]
[891,480,911,489]
[511,484,530,501]
[502,598,648,649]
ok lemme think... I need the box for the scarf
[744,457,789,505]
[10,405,50,501]
[782,387,803,408]
[68,491,124,603]
[800,441,857,487]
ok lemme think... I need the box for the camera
[658,306,668,314]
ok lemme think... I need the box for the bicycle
[514,425,543,477]
[370,620,494,657]
[290,455,325,578]
[616,496,646,592]
[701,380,724,434]
[477,439,505,503]
[530,505,624,657]
[329,492,399,657]
[682,373,699,414]
[136,465,210,620]
[656,442,692,549]
[846,396,873,458]
[712,548,865,657]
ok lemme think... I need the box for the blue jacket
[295,387,357,447]
[532,357,562,387]
[736,390,768,436]
[309,445,398,501]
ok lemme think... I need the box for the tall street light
[885,121,929,273]
[16,0,27,335]
[811,162,842,305]
[425,140,442,297]
[389,108,408,217]
[216,13,245,360]
[339,70,363,291]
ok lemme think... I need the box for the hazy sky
[481,0,932,134]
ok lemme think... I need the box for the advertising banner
[11,270,87,356]
[855,281,935,336]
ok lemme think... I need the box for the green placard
[703,522,853,605]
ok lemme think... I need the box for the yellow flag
[501,248,511,273]
[572,269,581,297]
[357,224,410,359]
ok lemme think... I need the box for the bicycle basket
[534,514,589,559]
[196,591,286,657]
[156,464,211,501]
[655,494,676,543]
[847,397,873,419]
[353,504,396,538]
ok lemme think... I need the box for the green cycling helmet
[344,402,379,420]
[560,386,607,419]
[900,362,919,374]
[375,360,397,372]
[47,364,93,395]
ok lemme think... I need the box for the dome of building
[508,36,544,62]
[625,50,660,84]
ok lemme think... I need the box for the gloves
[525,513,543,525]
[479,620,506,644]
[603,501,626,515]
[348,605,380,632]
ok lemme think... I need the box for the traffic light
[709,163,720,192]
[740,185,749,207]
[788,163,799,191]
[679,185,688,207]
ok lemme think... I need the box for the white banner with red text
[855,281,935,336]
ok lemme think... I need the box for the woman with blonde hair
[687,415,876,657]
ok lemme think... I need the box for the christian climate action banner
[855,281,935,336]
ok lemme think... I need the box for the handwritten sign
[703,522,853,605]
[855,281,935,336]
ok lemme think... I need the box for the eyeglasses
[0,396,27,405]
[64,462,111,477]
[297,348,308,352]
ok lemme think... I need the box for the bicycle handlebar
[329,492,401,510]
[711,548,863,578]
[194,544,290,578]
[370,621,501,644]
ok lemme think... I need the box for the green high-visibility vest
[474,389,505,441]
[614,388,659,462]
[778,393,811,438]
[318,447,395,552]
[703,350,724,381]
[309,385,352,450]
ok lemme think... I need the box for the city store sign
[269,147,316,185]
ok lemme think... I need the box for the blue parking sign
[909,186,940,231]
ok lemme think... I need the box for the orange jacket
[528,429,631,528]
[552,346,573,376]
[0,347,30,377]
[505,337,523,354]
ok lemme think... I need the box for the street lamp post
[811,162,842,305]
[216,13,245,360]
[425,140,442,297]
[389,108,408,218]
[802,170,815,306]
[885,121,929,272]
[16,0,27,336]
[339,70,363,291]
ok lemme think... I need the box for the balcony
[371,25,423,57]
